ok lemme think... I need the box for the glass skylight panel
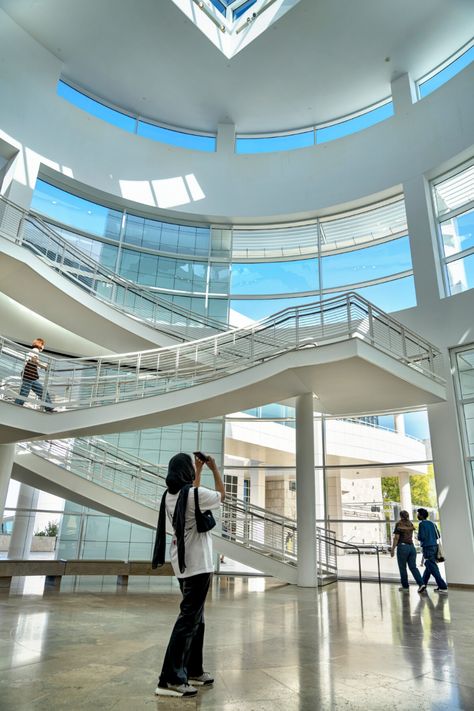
[316,102,394,144]
[57,80,216,152]
[419,43,474,98]
[137,121,216,152]
[58,80,136,133]
[236,130,315,154]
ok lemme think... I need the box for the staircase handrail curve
[1,194,444,357]
[17,437,343,575]
[0,193,227,336]
[17,437,341,574]
[0,291,444,411]
[25,212,228,333]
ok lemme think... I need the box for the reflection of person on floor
[14,338,55,412]
[152,452,225,698]
[417,508,448,593]
[390,510,426,593]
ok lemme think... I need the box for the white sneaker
[398,586,409,592]
[434,588,448,595]
[188,672,214,686]
[417,585,427,593]
[155,682,198,697]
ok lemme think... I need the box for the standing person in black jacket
[152,452,225,698]
[14,338,55,412]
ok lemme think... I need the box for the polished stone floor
[0,576,473,711]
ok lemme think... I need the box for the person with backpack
[152,452,225,698]
[417,508,448,594]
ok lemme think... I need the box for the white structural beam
[295,392,317,587]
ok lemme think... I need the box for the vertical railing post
[367,303,374,344]
[346,294,353,335]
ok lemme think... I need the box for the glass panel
[322,237,412,289]
[236,130,315,154]
[209,263,231,292]
[439,208,474,257]
[229,295,319,323]
[462,403,474,457]
[445,253,474,295]
[433,162,474,217]
[58,80,136,132]
[456,350,474,398]
[233,0,258,20]
[317,102,394,144]
[137,121,216,152]
[419,44,474,98]
[231,258,318,295]
[32,180,122,240]
[352,275,416,312]
[320,198,407,252]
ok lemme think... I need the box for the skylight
[170,0,302,59]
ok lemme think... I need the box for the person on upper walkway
[14,338,55,412]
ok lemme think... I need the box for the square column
[295,393,318,587]
[0,444,16,522]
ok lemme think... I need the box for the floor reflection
[0,578,472,711]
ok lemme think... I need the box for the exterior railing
[0,291,444,412]
[16,437,337,578]
[0,194,226,339]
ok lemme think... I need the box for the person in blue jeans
[417,508,448,593]
[391,510,426,592]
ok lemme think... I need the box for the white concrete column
[295,393,318,587]
[391,72,416,115]
[403,174,444,309]
[394,414,405,435]
[428,389,474,585]
[398,471,412,515]
[8,483,39,559]
[0,443,15,523]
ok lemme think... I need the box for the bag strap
[194,486,201,515]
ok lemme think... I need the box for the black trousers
[159,572,212,686]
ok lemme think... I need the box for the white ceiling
[1,0,473,133]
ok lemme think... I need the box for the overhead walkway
[0,195,226,351]
[12,437,337,584]
[0,293,446,443]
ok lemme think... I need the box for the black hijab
[152,453,195,571]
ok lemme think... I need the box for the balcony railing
[0,291,444,412]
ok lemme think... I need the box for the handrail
[0,289,444,412]
[0,194,227,339]
[16,437,338,576]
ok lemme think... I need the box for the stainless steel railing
[16,437,337,577]
[0,291,444,412]
[0,194,227,339]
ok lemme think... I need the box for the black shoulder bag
[194,486,216,532]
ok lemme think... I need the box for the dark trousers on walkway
[397,542,423,588]
[422,545,447,590]
[159,572,211,687]
[14,378,54,411]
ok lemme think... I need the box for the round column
[0,443,15,523]
[8,483,40,559]
[296,393,318,587]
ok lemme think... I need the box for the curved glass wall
[31,178,414,326]
[432,159,474,296]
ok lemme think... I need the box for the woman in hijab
[390,509,426,593]
[152,452,225,698]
